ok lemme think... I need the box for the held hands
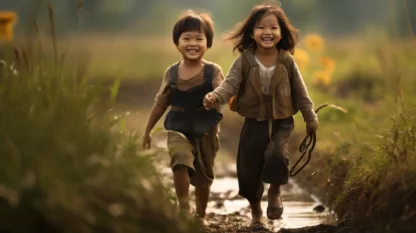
[203,92,217,110]
[306,118,319,134]
[142,133,152,150]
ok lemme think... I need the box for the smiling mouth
[186,49,199,53]
[262,37,274,42]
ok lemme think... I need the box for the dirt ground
[118,80,351,233]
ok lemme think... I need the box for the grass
[4,24,416,232]
[0,28,200,233]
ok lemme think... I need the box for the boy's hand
[306,118,318,134]
[203,92,217,110]
[142,133,152,149]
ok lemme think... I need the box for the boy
[142,10,224,224]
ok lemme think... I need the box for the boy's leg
[195,184,210,217]
[168,132,196,215]
[173,165,191,212]
[191,131,219,221]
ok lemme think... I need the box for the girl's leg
[262,117,294,220]
[173,165,191,213]
[267,184,283,219]
[237,119,270,225]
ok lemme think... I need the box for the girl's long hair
[224,1,299,55]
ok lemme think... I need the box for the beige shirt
[254,56,275,94]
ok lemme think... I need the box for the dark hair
[224,1,298,54]
[172,10,214,48]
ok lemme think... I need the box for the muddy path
[115,80,339,232]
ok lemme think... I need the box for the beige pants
[168,130,219,187]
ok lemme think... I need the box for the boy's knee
[173,164,189,174]
[195,182,212,189]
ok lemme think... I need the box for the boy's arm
[142,68,171,148]
[211,56,243,105]
[144,102,168,135]
[289,56,317,122]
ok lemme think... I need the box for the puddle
[151,135,336,231]
[206,177,335,231]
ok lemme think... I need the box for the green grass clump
[0,38,197,233]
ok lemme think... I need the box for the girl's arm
[289,57,318,123]
[210,56,244,105]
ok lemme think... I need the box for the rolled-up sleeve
[154,68,171,107]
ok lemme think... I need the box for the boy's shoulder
[163,61,181,78]
[203,60,223,74]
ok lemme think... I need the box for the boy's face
[176,30,207,61]
[253,13,281,50]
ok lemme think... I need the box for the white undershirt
[254,56,276,94]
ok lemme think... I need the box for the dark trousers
[237,117,294,203]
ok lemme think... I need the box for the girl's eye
[272,27,279,30]
[257,26,264,29]
[197,38,203,41]
[183,38,189,40]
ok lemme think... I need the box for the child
[142,10,224,224]
[203,1,318,226]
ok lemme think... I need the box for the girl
[203,2,318,226]
[142,10,224,224]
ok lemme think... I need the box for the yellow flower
[304,34,324,52]
[321,56,336,73]
[312,70,331,86]
[293,48,309,68]
[0,11,18,41]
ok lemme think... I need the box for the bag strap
[203,63,214,84]
[168,62,180,88]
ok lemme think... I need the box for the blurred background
[1,0,416,232]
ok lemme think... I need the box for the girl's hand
[203,92,217,110]
[142,133,152,149]
[306,118,319,134]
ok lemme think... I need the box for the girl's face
[253,13,281,50]
[176,30,207,62]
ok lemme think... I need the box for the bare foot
[267,185,284,220]
[193,214,209,227]
[249,201,265,227]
